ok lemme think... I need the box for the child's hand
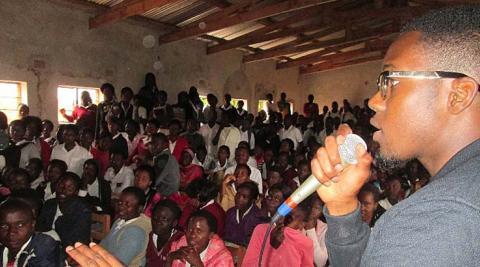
[270,224,285,249]
[223,174,236,185]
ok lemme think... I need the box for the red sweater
[146,230,183,267]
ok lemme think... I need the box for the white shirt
[240,130,255,150]
[218,126,241,163]
[78,179,100,198]
[279,126,303,150]
[43,182,56,201]
[30,173,44,190]
[2,237,32,267]
[104,166,134,195]
[225,163,263,193]
[121,133,143,158]
[50,143,92,176]
[16,140,40,169]
[199,123,219,157]
[379,198,393,210]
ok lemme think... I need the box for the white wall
[0,0,382,124]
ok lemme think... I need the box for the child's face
[46,166,63,185]
[235,187,253,211]
[134,170,152,191]
[218,149,229,162]
[298,164,311,180]
[41,123,52,137]
[107,121,119,135]
[62,129,77,146]
[80,132,94,149]
[266,189,283,214]
[309,198,323,221]
[7,175,30,191]
[98,137,112,151]
[267,171,282,188]
[0,210,35,253]
[234,167,249,185]
[110,154,125,170]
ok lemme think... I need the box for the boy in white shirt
[50,124,92,176]
[104,150,134,199]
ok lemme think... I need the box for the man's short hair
[0,199,34,221]
[402,5,480,82]
[237,181,259,200]
[152,199,182,220]
[122,186,146,207]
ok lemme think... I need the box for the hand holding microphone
[312,124,373,216]
[271,124,373,223]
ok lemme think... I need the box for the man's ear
[448,77,478,114]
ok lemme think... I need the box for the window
[258,100,294,114]
[0,81,27,123]
[200,95,248,111]
[258,100,269,114]
[57,86,102,124]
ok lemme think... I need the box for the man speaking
[312,5,480,267]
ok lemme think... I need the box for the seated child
[36,172,91,248]
[261,183,293,220]
[37,159,68,201]
[242,200,314,267]
[292,160,311,189]
[90,133,112,177]
[210,145,230,186]
[101,187,151,267]
[167,210,234,267]
[79,159,112,213]
[179,179,225,236]
[2,168,31,198]
[26,157,44,189]
[134,164,161,217]
[304,195,328,267]
[220,163,251,211]
[104,149,134,199]
[0,199,61,266]
[179,148,204,191]
[224,181,264,247]
[146,199,184,267]
[50,124,92,176]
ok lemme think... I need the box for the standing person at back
[277,92,291,116]
[303,94,319,119]
[50,124,92,176]
[95,83,117,139]
[311,6,480,266]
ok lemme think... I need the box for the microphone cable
[258,221,276,267]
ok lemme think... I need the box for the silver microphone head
[338,134,368,165]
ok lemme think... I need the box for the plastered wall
[0,0,382,124]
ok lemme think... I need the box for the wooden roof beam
[242,5,429,62]
[243,21,398,62]
[89,0,180,29]
[277,38,392,69]
[158,0,341,44]
[300,53,385,74]
[206,0,354,54]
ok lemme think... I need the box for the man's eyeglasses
[377,71,471,100]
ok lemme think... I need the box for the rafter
[206,0,355,54]
[300,53,385,74]
[277,38,392,69]
[89,0,179,29]
[243,21,398,62]
[158,0,341,44]
[241,5,430,62]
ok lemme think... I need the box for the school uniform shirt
[16,140,40,169]
[243,224,314,267]
[198,123,219,157]
[121,132,143,159]
[279,125,303,150]
[104,166,134,196]
[224,205,264,246]
[240,130,255,150]
[146,230,184,267]
[50,143,92,176]
[218,126,241,163]
[0,233,62,267]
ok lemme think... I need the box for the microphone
[270,134,367,224]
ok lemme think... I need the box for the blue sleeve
[323,205,370,267]
[31,237,63,267]
[111,226,147,265]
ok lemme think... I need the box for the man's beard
[374,151,407,172]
